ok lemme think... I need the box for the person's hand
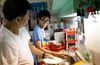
[54,53,69,59]
[44,53,54,59]
[58,54,69,59]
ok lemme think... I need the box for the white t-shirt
[0,25,34,65]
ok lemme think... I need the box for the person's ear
[16,17,22,24]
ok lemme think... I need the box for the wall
[28,0,52,11]
[0,5,3,16]
[0,0,5,5]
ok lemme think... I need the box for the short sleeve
[33,29,42,44]
[33,31,41,41]
[19,27,31,43]
[0,42,19,65]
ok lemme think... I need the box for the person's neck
[4,21,19,35]
[38,25,44,29]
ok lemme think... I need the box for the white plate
[43,57,65,64]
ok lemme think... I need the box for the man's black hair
[37,10,51,19]
[3,0,30,21]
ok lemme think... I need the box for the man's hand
[54,53,69,59]
[58,54,69,59]
[44,53,54,59]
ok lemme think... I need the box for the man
[0,0,50,65]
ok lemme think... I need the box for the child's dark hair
[37,10,51,24]
[37,10,51,19]
[3,0,30,21]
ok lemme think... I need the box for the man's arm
[35,40,69,59]
[29,41,53,58]
[35,40,63,55]
[28,41,44,56]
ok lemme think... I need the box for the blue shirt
[33,25,47,65]
[32,25,45,65]
[32,25,45,46]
